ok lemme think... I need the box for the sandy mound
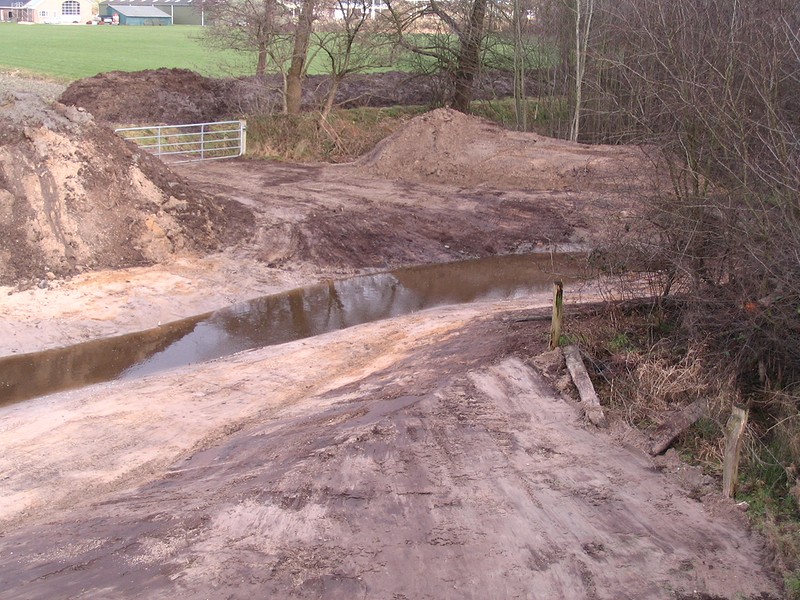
[358,108,653,192]
[58,68,229,126]
[0,91,254,287]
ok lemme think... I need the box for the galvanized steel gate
[115,120,247,164]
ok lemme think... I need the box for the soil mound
[59,68,229,125]
[358,108,651,192]
[0,91,254,287]
[58,69,538,126]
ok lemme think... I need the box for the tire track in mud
[0,313,780,599]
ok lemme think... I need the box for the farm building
[98,0,205,25]
[101,4,171,24]
[0,0,93,23]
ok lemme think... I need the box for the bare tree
[384,0,494,112]
[511,0,526,130]
[286,0,318,114]
[203,0,287,77]
[585,0,800,384]
[567,0,594,141]
[314,0,395,118]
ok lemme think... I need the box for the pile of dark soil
[59,68,537,125]
[58,68,228,126]
[0,91,254,287]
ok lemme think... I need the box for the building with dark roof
[99,0,205,25]
[102,4,172,24]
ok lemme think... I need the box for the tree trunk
[512,0,526,131]
[569,0,595,142]
[256,41,268,78]
[285,0,316,115]
[451,0,487,113]
[321,76,341,120]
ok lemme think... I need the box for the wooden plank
[563,344,607,427]
[649,397,708,456]
[548,280,564,351]
[722,405,749,498]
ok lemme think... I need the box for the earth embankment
[0,90,252,287]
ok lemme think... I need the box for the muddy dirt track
[0,301,781,599]
[0,102,783,598]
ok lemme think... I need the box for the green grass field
[0,22,554,84]
[0,23,253,80]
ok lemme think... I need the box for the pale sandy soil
[0,100,782,598]
[0,254,313,356]
[0,297,781,599]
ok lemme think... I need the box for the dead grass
[563,302,800,597]
[246,106,428,163]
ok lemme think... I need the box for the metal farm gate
[115,120,247,164]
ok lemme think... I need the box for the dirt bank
[58,68,540,126]
[0,81,780,599]
[0,90,252,287]
[0,300,781,599]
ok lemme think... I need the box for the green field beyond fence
[0,23,251,80]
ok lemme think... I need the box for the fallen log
[649,397,708,456]
[563,345,607,427]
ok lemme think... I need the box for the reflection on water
[0,253,586,405]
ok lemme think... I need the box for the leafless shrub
[579,0,800,389]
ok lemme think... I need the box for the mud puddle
[0,253,586,405]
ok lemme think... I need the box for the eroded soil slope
[0,303,780,599]
[0,91,253,286]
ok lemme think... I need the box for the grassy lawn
[0,23,252,80]
[0,23,556,84]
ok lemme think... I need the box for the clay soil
[0,76,783,599]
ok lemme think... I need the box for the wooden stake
[722,405,749,498]
[549,280,564,351]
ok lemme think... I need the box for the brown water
[0,253,586,405]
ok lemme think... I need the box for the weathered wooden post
[649,397,708,456]
[549,280,564,350]
[722,405,749,498]
[239,119,247,157]
[563,345,608,427]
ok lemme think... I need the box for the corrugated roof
[108,4,170,16]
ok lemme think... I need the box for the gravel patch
[0,71,66,103]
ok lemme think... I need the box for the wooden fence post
[239,119,247,156]
[549,280,564,351]
[722,405,749,498]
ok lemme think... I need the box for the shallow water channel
[0,253,587,406]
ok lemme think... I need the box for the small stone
[37,280,48,289]
[46,271,56,280]
[736,501,750,512]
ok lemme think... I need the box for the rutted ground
[0,300,780,599]
[0,77,781,599]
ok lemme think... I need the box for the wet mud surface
[0,308,780,599]
[0,87,780,598]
